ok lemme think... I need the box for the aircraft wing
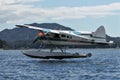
[16,24,59,34]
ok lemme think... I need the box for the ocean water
[0,49,120,80]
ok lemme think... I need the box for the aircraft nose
[37,32,44,37]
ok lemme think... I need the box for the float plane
[16,24,112,59]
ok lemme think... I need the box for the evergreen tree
[0,39,9,49]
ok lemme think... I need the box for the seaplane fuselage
[38,30,105,46]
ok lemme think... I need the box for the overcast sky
[0,0,120,37]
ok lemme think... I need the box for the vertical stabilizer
[93,26,106,38]
[92,26,106,42]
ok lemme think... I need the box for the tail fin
[92,26,106,42]
[93,26,106,38]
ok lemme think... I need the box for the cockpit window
[54,34,60,38]
[73,31,80,35]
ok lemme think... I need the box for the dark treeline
[8,40,42,49]
[0,39,9,49]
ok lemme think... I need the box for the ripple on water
[0,49,120,80]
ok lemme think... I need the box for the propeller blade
[33,37,39,44]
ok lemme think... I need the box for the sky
[0,0,120,37]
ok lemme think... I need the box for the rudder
[93,25,106,39]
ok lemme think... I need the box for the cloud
[0,2,120,24]
[0,0,39,5]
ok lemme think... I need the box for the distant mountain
[0,23,119,48]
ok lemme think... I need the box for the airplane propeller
[32,31,45,44]
[32,37,39,44]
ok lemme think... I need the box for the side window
[67,35,69,38]
[61,34,66,37]
[67,35,72,39]
[61,34,72,39]
[54,34,60,38]
[90,34,93,37]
